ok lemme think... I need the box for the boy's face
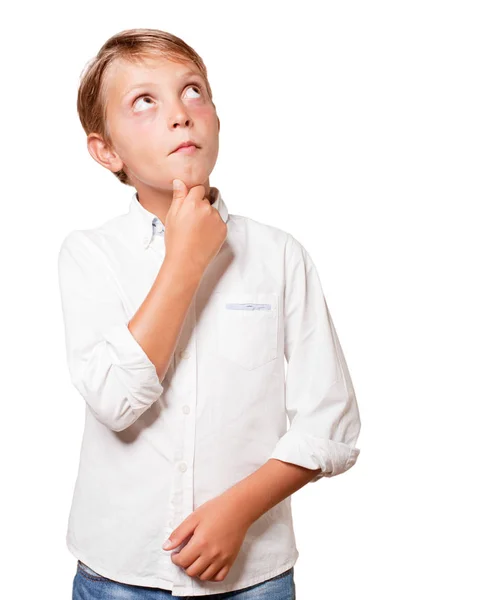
[89,55,219,192]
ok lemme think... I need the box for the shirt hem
[67,538,299,597]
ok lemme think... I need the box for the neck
[136,181,213,224]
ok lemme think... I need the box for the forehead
[104,55,201,103]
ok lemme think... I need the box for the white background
[1,1,493,598]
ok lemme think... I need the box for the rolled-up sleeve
[57,230,165,432]
[269,233,361,482]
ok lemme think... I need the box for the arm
[128,252,203,383]
[160,233,361,578]
[210,234,362,525]
[216,459,322,527]
[57,231,202,432]
[268,232,361,482]
[58,181,227,432]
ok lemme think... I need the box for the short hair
[77,28,215,186]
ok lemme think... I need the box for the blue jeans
[73,560,296,599]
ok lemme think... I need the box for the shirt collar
[128,186,229,249]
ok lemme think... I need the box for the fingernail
[173,180,180,190]
[162,538,173,550]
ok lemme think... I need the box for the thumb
[172,178,187,203]
[162,519,195,551]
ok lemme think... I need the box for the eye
[133,83,204,112]
[134,96,154,112]
[184,84,202,99]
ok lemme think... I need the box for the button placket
[165,303,197,595]
[172,301,198,594]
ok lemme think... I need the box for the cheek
[195,104,214,117]
[193,105,218,129]
[124,120,163,160]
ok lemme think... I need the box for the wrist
[222,485,260,528]
[163,253,205,284]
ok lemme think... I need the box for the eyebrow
[121,70,204,99]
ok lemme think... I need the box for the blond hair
[77,28,214,186]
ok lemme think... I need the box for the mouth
[171,141,200,155]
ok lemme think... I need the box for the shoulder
[226,213,313,272]
[227,212,295,250]
[58,210,130,260]
[228,213,309,264]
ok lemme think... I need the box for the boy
[58,28,361,599]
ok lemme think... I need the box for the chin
[173,167,212,189]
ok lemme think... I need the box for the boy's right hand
[164,179,228,275]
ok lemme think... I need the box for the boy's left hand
[162,493,252,582]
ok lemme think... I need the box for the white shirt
[57,187,361,597]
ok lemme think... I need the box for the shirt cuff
[269,428,361,481]
[102,321,165,410]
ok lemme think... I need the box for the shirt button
[178,462,187,472]
[182,405,190,414]
[179,349,189,360]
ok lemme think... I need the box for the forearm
[222,459,322,526]
[128,254,204,382]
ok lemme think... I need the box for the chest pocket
[214,292,279,370]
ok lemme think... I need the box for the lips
[171,141,199,153]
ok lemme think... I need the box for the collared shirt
[57,187,361,597]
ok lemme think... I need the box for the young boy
[58,28,361,599]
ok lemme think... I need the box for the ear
[217,116,221,133]
[87,133,124,174]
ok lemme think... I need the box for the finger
[171,178,188,208]
[173,534,203,569]
[185,556,216,580]
[166,531,195,559]
[197,561,224,582]
[163,520,195,551]
[213,565,230,582]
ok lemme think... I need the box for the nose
[172,117,191,128]
[169,104,192,129]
